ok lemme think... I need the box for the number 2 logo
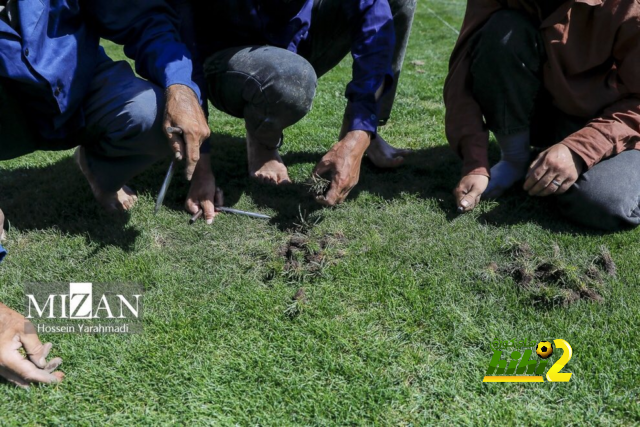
[546,339,573,382]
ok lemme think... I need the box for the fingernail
[206,218,213,225]
[174,152,182,160]
[460,199,469,208]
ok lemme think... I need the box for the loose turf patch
[491,240,611,307]
[1,1,639,425]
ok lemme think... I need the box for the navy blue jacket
[0,0,198,140]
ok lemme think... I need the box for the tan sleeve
[561,12,640,169]
[443,0,503,177]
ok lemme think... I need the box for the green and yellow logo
[483,339,573,383]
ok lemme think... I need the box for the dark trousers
[203,0,417,148]
[469,10,640,231]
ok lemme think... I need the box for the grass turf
[1,1,639,424]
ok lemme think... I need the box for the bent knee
[261,52,317,120]
[105,82,163,142]
[389,0,417,17]
[558,183,640,231]
[122,84,163,136]
[472,10,539,62]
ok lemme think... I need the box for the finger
[523,157,545,191]
[19,331,51,369]
[523,165,545,192]
[0,367,31,389]
[528,169,557,196]
[185,197,200,215]
[556,179,575,195]
[312,161,332,178]
[44,357,63,373]
[123,186,138,202]
[537,176,564,197]
[201,198,216,225]
[457,186,482,212]
[458,194,478,212]
[338,183,355,201]
[183,132,201,181]
[165,127,185,161]
[3,351,63,385]
[214,188,224,207]
[317,184,340,207]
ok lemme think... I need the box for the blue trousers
[0,52,170,193]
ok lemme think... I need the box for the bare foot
[246,134,291,185]
[366,134,412,168]
[74,147,138,212]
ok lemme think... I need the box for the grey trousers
[203,0,417,148]
[0,53,169,193]
[469,9,640,231]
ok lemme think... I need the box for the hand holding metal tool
[154,127,183,215]
[157,127,271,221]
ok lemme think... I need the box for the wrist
[192,154,213,180]
[343,130,372,151]
[165,84,202,106]
[559,143,586,173]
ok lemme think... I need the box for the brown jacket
[444,0,640,177]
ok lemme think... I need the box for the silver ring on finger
[551,179,562,187]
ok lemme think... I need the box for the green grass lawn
[1,1,639,424]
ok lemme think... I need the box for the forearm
[561,98,640,169]
[192,154,213,180]
[85,0,201,98]
[343,0,395,135]
[444,61,491,177]
[444,0,502,177]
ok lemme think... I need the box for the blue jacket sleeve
[83,0,201,100]
[0,244,6,263]
[343,0,396,134]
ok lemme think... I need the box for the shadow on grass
[0,156,139,250]
[0,133,609,247]
[134,132,608,235]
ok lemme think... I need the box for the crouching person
[0,0,218,218]
[0,0,218,388]
[193,0,416,206]
[445,0,640,231]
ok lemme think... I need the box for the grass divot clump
[491,241,614,307]
[270,231,348,284]
[595,246,617,277]
[306,173,331,197]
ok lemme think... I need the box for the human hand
[523,143,584,197]
[0,303,64,389]
[164,84,211,181]
[185,154,224,224]
[312,130,371,206]
[454,174,489,213]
